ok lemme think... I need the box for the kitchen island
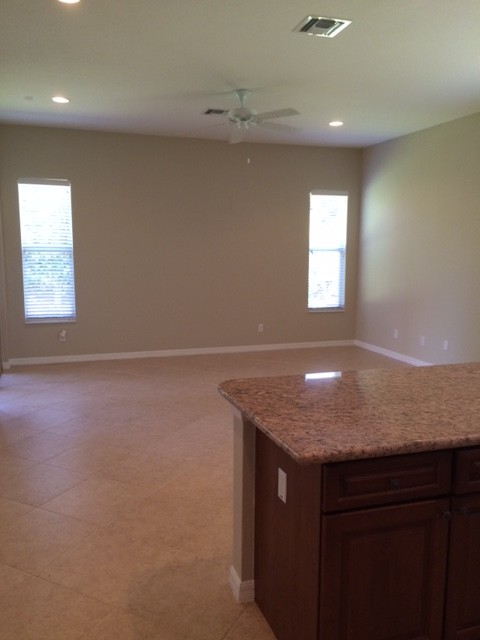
[219,363,480,640]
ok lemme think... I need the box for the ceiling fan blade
[258,121,296,132]
[229,126,247,144]
[204,108,229,117]
[256,108,299,122]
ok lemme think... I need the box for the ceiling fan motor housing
[229,107,258,128]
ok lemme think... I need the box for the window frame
[307,190,348,312]
[17,178,77,324]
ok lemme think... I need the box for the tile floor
[0,346,408,639]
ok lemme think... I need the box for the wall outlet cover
[278,467,287,503]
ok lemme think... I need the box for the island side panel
[255,428,322,640]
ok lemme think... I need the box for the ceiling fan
[205,89,299,143]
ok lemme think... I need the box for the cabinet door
[443,494,480,639]
[319,499,450,640]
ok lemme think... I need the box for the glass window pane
[18,180,76,323]
[308,193,348,310]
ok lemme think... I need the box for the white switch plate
[278,468,287,503]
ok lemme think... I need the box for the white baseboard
[229,566,255,603]
[355,340,431,367]
[6,339,355,367]
[5,339,433,369]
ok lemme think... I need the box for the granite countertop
[218,362,480,465]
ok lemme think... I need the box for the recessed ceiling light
[58,0,80,4]
[329,121,344,127]
[52,96,70,104]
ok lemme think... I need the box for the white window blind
[18,179,76,323]
[308,191,348,310]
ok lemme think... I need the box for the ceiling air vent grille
[294,15,351,38]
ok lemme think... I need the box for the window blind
[18,179,76,323]
[308,192,348,310]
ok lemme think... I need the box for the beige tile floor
[0,346,408,639]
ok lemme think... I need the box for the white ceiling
[1,0,480,147]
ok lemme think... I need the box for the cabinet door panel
[319,499,449,640]
[453,449,480,495]
[444,494,480,639]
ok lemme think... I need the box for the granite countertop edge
[218,363,480,465]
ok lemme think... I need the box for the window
[17,179,76,323]
[308,191,348,310]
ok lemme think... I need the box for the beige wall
[0,125,361,361]
[357,112,480,364]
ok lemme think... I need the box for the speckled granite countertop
[219,363,480,465]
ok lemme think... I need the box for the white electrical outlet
[258,323,264,333]
[443,340,449,351]
[278,468,287,503]
[58,330,67,342]
[393,329,399,339]
[420,336,426,347]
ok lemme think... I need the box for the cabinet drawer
[453,448,480,494]
[323,451,452,512]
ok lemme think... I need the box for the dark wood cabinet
[443,448,480,639]
[443,496,480,638]
[254,438,480,640]
[319,499,449,640]
[320,452,452,640]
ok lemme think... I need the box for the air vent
[293,15,351,38]
[204,108,228,116]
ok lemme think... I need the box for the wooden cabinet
[443,447,480,639]
[319,448,480,640]
[254,439,480,640]
[444,494,480,639]
[320,499,450,640]
[320,451,452,640]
